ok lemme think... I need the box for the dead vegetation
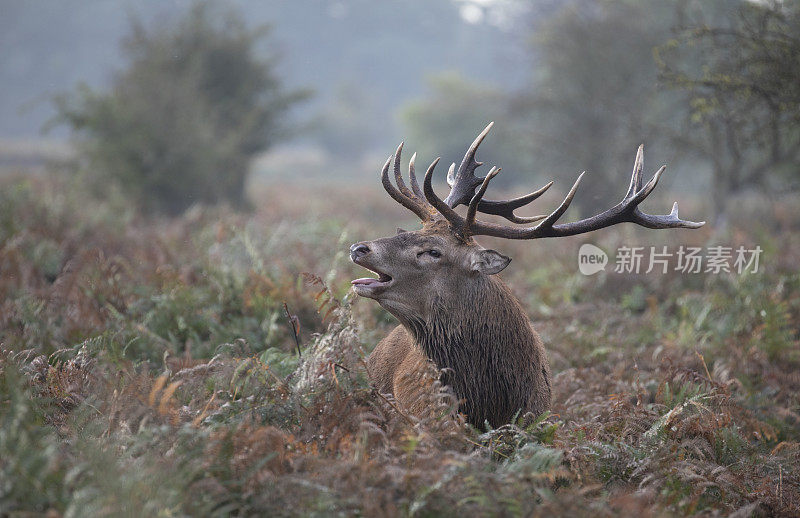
[1,173,799,516]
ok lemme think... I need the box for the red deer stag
[350,123,704,427]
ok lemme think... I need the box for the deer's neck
[401,276,539,425]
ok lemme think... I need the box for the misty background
[1,1,532,152]
[1,0,798,221]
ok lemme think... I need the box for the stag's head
[350,122,704,320]
[350,218,511,318]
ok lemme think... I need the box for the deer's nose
[350,243,370,260]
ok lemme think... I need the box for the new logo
[578,243,608,275]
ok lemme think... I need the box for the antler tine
[393,142,416,200]
[408,151,436,215]
[626,161,703,229]
[443,122,494,208]
[535,172,585,230]
[408,152,425,199]
[625,144,645,199]
[381,154,431,222]
[465,166,501,231]
[447,163,456,187]
[423,157,469,233]
[630,165,666,205]
[630,201,705,229]
[477,181,553,223]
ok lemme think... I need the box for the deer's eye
[416,249,442,259]
[416,249,441,259]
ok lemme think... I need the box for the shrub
[54,2,309,215]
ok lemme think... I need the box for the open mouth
[351,270,393,288]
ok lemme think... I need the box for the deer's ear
[396,228,407,234]
[470,249,511,275]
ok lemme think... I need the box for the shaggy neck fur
[399,274,550,428]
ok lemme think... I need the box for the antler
[381,142,435,222]
[443,122,493,208]
[443,122,554,224]
[423,142,704,239]
[382,123,704,239]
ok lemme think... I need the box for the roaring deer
[350,123,704,427]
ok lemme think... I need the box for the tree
[515,0,684,214]
[55,2,308,215]
[656,0,800,218]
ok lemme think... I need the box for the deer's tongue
[351,277,381,286]
[352,272,392,286]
